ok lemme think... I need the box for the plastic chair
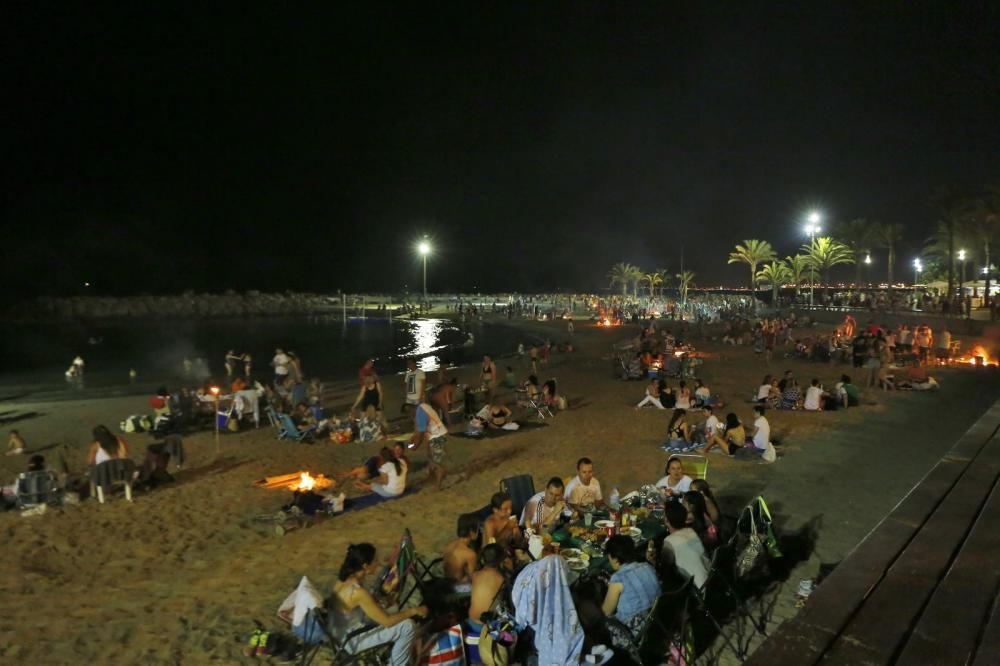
[90,458,136,504]
[15,470,62,509]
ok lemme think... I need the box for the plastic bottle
[609,487,620,512]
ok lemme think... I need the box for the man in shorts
[410,402,449,490]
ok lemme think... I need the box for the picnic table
[550,506,669,578]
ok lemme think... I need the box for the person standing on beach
[479,354,497,400]
[358,359,376,385]
[567,320,575,338]
[271,348,290,386]
[410,402,449,490]
[225,350,242,378]
[72,355,85,377]
[402,358,425,415]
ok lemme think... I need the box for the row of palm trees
[728,236,858,305]
[606,263,697,304]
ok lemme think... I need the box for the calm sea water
[0,316,537,395]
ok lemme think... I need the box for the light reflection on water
[403,319,447,372]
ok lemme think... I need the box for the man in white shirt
[521,477,567,533]
[749,405,770,452]
[564,457,603,510]
[803,379,826,411]
[402,358,426,413]
[271,348,290,385]
[660,501,709,589]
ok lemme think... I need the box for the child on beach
[7,430,26,456]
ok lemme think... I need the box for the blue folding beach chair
[277,413,316,442]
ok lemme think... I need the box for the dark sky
[4,3,999,299]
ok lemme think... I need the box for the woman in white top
[87,425,129,466]
[656,456,693,496]
[364,446,407,498]
[756,374,772,401]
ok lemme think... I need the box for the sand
[1,318,997,664]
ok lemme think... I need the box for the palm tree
[784,255,813,296]
[756,261,793,305]
[874,222,905,287]
[626,264,644,300]
[675,270,696,305]
[967,184,1000,306]
[655,268,671,297]
[833,218,876,286]
[641,271,664,298]
[802,236,855,300]
[607,262,638,297]
[728,240,776,305]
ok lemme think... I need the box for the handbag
[734,497,771,577]
[421,624,465,665]
[479,617,516,666]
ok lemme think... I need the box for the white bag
[277,575,323,627]
[762,442,777,463]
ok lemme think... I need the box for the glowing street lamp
[417,238,431,303]
[804,211,822,307]
[958,249,967,295]
[210,385,221,454]
[913,258,923,287]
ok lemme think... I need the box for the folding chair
[524,393,553,420]
[277,413,316,442]
[15,470,62,509]
[637,580,696,666]
[296,608,393,666]
[89,458,136,504]
[382,529,443,608]
[265,405,282,428]
[499,474,536,520]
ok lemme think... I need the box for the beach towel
[342,488,415,513]
[455,422,547,440]
[420,624,465,665]
[512,555,584,666]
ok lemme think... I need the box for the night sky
[5,3,999,300]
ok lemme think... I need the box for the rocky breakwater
[3,291,340,322]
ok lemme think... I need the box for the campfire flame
[294,472,316,491]
[965,345,997,366]
[597,318,620,327]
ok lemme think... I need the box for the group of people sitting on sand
[306,455,727,665]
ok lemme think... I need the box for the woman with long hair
[87,424,129,466]
[359,447,407,498]
[683,490,719,551]
[330,543,427,665]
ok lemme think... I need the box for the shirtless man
[6,430,26,456]
[483,492,523,550]
[442,513,480,588]
[468,544,507,624]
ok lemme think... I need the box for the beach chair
[381,529,443,608]
[89,458,136,504]
[499,474,536,519]
[277,413,316,442]
[522,392,553,420]
[15,470,62,510]
[265,405,282,429]
[296,607,393,666]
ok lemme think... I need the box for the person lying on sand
[442,513,480,590]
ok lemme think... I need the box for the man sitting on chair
[564,457,604,511]
[521,477,567,533]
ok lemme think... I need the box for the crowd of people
[314,453,728,665]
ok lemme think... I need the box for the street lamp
[210,385,220,454]
[958,249,967,297]
[864,253,872,288]
[804,211,822,307]
[913,259,923,287]
[417,239,431,303]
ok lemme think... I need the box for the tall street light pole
[418,239,431,303]
[958,249,966,297]
[805,211,821,308]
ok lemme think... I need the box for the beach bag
[420,624,465,665]
[277,575,323,640]
[762,441,777,463]
[479,617,516,666]
[734,497,781,577]
[358,417,382,443]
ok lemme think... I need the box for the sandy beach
[1,317,997,664]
